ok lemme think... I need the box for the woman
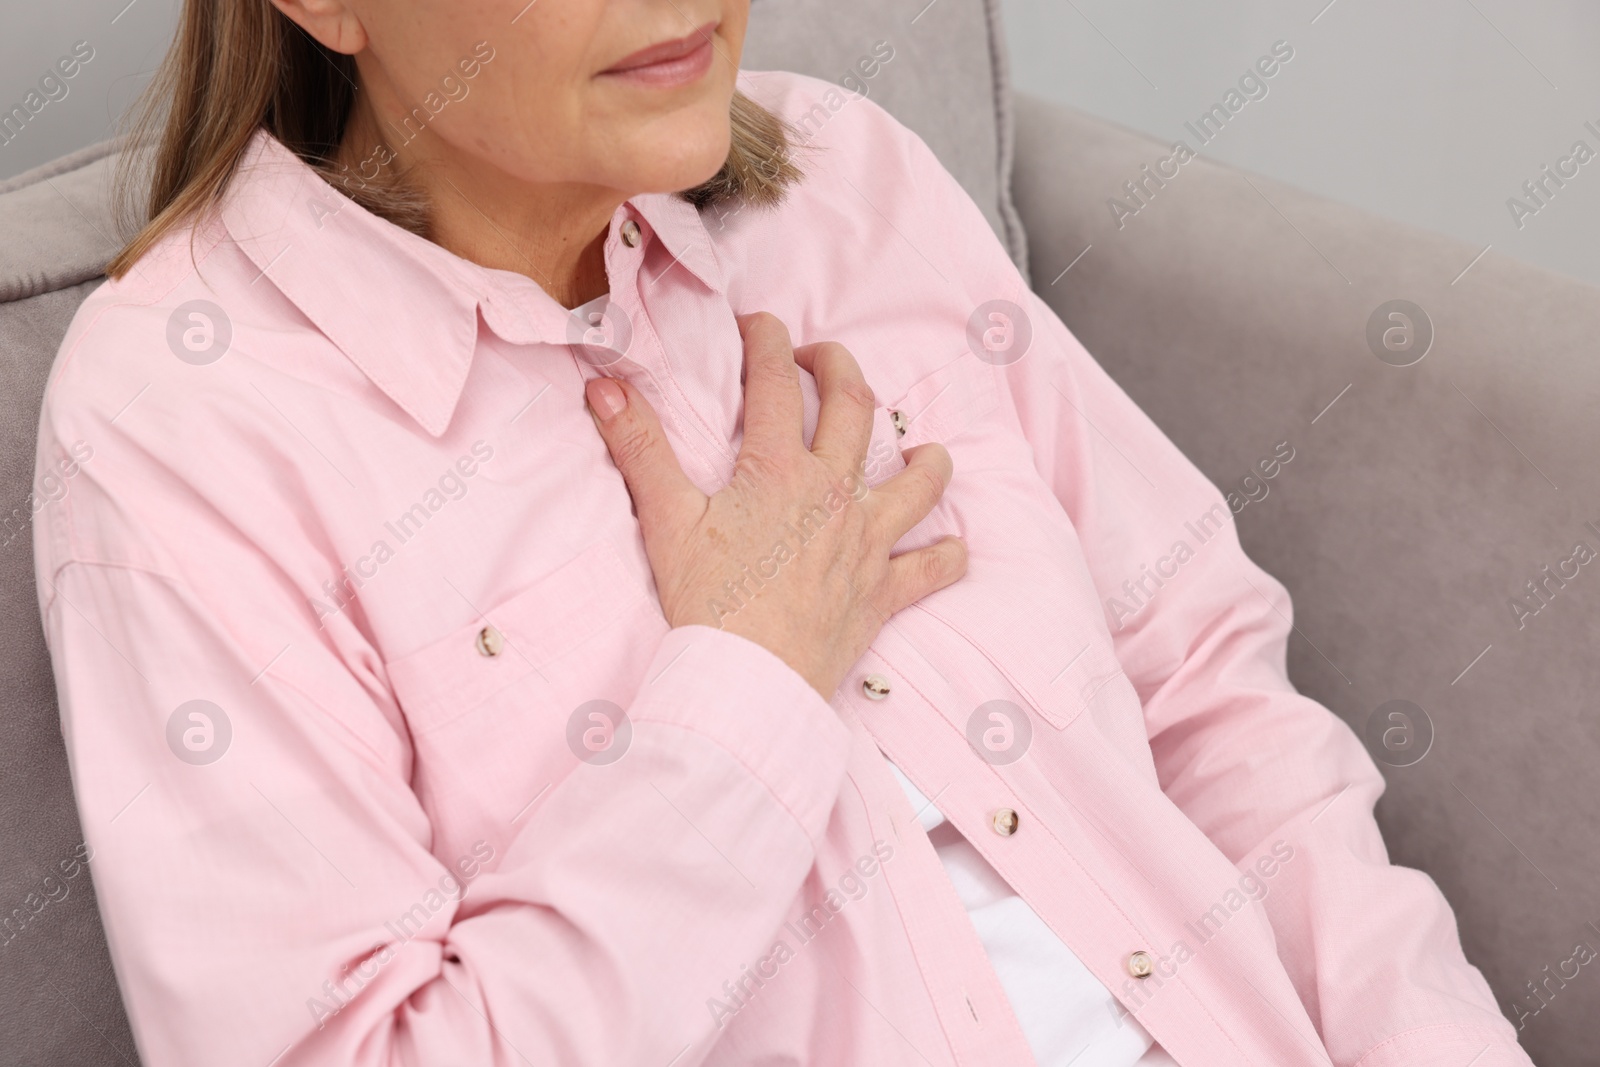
[33,1,1531,1064]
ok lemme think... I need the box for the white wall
[1002,0,1600,287]
[0,0,181,180]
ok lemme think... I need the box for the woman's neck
[337,97,619,309]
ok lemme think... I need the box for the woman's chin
[619,127,734,195]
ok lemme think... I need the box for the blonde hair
[107,0,801,279]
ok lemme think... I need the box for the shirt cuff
[629,624,854,843]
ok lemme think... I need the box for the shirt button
[990,808,1019,836]
[862,673,891,700]
[475,625,505,657]
[889,409,908,437]
[1127,951,1154,979]
[620,219,641,247]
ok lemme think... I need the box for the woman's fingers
[589,309,971,699]
[883,535,969,614]
[736,312,806,458]
[868,443,954,545]
[792,340,875,475]
[585,375,705,537]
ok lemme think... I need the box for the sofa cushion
[0,139,122,303]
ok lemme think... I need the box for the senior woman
[32,1,1531,1065]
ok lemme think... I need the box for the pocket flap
[385,540,649,734]
[891,354,1001,451]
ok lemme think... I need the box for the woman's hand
[584,312,967,700]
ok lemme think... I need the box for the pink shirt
[34,69,1532,1067]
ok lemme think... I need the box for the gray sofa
[2,1,1591,1063]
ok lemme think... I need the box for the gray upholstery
[0,136,138,1067]
[0,1,1579,1064]
[0,138,124,303]
[1014,94,1598,1067]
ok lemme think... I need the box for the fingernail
[586,376,626,421]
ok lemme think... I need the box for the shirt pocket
[384,539,656,738]
[885,352,1001,456]
[859,354,1003,555]
[872,357,1125,734]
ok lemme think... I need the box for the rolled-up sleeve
[876,101,1533,1067]
[37,483,852,1066]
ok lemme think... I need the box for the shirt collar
[219,129,724,438]
[628,190,726,296]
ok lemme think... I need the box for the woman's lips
[599,22,718,87]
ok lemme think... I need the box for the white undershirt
[887,760,1179,1067]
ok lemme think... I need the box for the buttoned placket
[848,625,1174,1062]
[841,655,1038,1063]
[584,205,738,499]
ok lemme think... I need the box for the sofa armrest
[1012,91,1600,1067]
